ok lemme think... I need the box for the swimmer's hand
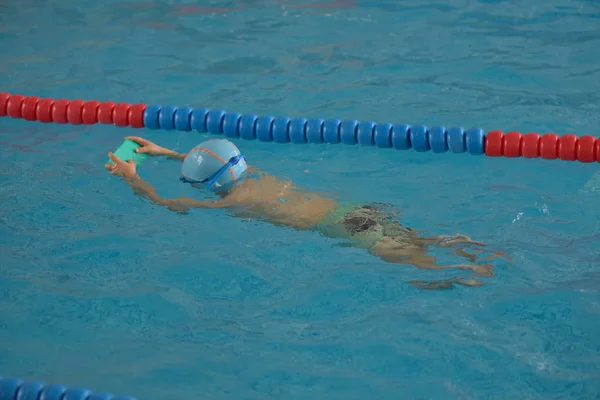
[126,136,176,157]
[105,152,138,179]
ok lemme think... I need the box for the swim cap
[180,139,247,190]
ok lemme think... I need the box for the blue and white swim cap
[180,139,247,191]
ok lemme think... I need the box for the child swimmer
[106,136,504,288]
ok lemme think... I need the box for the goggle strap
[180,154,245,188]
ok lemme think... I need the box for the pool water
[1,0,600,399]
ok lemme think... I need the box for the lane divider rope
[1,92,598,163]
[0,376,140,400]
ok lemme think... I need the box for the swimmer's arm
[126,177,229,211]
[162,149,187,161]
[125,137,187,160]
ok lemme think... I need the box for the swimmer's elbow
[196,199,227,209]
[169,197,228,209]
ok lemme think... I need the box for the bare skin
[106,136,506,286]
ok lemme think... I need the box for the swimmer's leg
[370,237,493,276]
[419,233,509,267]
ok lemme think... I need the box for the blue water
[1,0,600,399]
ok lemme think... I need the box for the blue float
[0,377,139,400]
[138,103,495,158]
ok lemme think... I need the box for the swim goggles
[180,154,246,190]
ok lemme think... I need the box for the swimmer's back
[226,173,338,229]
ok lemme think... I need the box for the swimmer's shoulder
[246,166,269,179]
[227,172,282,201]
[240,166,298,195]
[243,167,281,186]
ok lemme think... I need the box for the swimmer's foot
[432,234,510,266]
[409,276,485,290]
[371,237,495,278]
[456,263,494,277]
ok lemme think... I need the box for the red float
[52,99,70,124]
[98,101,116,124]
[128,103,147,128]
[576,135,596,163]
[82,100,100,124]
[485,130,504,157]
[6,94,25,118]
[522,133,540,158]
[0,92,10,116]
[503,131,522,157]
[22,96,40,121]
[558,134,578,161]
[37,98,55,123]
[66,100,85,125]
[113,103,132,127]
[539,133,559,160]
